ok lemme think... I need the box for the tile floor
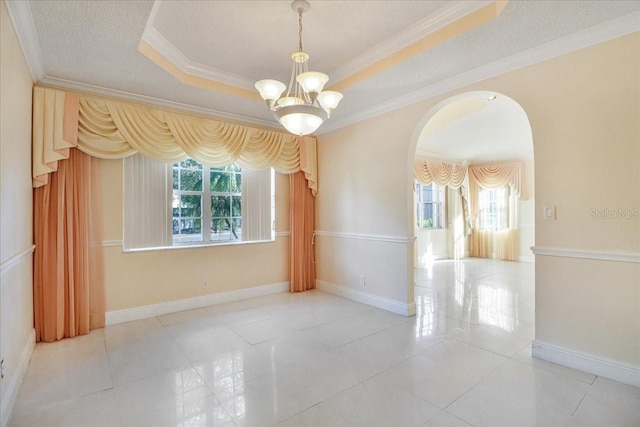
[9,259,640,426]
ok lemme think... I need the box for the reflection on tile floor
[10,259,640,426]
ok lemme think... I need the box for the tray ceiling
[6,0,640,134]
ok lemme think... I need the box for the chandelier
[254,0,343,136]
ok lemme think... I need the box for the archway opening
[407,90,535,336]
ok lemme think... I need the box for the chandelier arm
[285,60,297,100]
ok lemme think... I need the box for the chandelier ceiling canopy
[254,0,343,136]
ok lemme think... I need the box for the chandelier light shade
[255,0,342,136]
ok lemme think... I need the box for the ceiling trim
[140,28,257,91]
[139,0,258,97]
[138,39,261,101]
[4,0,45,82]
[329,0,494,83]
[317,10,640,135]
[328,0,508,92]
[414,150,468,164]
[38,75,279,130]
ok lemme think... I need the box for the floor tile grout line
[569,386,590,418]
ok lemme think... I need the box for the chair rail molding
[0,245,36,274]
[531,246,640,263]
[314,230,416,244]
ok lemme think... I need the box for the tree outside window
[172,159,243,244]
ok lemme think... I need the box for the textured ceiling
[9,0,640,135]
[416,91,533,163]
[151,1,449,83]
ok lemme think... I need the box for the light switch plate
[543,205,556,220]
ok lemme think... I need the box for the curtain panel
[414,157,467,188]
[469,229,520,261]
[289,171,316,292]
[34,148,105,342]
[32,87,318,194]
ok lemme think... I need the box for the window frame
[415,181,445,230]
[172,160,245,245]
[172,159,206,244]
[477,185,510,231]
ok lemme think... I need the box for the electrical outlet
[1,359,5,379]
[360,274,366,286]
[201,279,208,289]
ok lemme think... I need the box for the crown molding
[414,150,467,164]
[329,1,492,84]
[39,76,278,130]
[317,11,640,135]
[4,0,45,81]
[140,0,255,91]
[140,26,256,90]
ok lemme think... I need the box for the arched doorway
[406,90,535,338]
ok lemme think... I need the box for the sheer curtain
[123,154,173,250]
[469,185,520,260]
[33,148,105,342]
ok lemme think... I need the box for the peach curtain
[33,148,105,342]
[289,170,316,292]
[414,157,467,188]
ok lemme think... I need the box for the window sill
[122,238,277,253]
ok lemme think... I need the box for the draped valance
[32,86,318,194]
[468,161,527,200]
[468,161,528,223]
[414,157,467,188]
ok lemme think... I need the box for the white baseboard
[106,282,289,325]
[316,280,416,317]
[532,340,640,388]
[1,329,35,427]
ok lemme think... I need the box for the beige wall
[519,159,535,262]
[317,32,639,367]
[0,0,34,422]
[316,107,424,307]
[100,159,291,311]
[536,256,639,366]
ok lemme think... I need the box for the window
[172,160,243,244]
[478,185,510,230]
[124,154,273,250]
[416,182,444,229]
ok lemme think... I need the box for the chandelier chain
[298,9,303,52]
